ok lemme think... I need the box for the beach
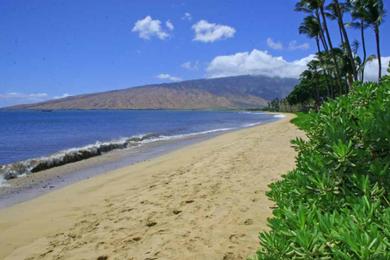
[0,114,304,259]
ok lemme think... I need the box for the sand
[0,114,304,260]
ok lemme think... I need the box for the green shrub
[254,80,390,259]
[290,112,314,131]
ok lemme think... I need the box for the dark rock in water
[31,148,101,173]
[141,133,160,141]
[99,142,127,153]
[0,133,161,181]
[1,163,29,180]
[3,170,18,180]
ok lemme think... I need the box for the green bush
[290,112,313,131]
[254,80,390,259]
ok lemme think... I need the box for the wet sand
[0,133,222,209]
[0,114,304,259]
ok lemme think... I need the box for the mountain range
[8,75,298,110]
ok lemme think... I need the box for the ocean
[0,110,279,181]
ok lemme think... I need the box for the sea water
[0,110,279,179]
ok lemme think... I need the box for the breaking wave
[0,117,278,184]
[0,128,234,182]
[0,133,159,181]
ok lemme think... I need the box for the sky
[1,0,390,107]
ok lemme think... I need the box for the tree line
[271,0,386,111]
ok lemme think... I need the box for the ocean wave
[273,114,286,118]
[0,133,159,181]
[0,175,10,187]
[0,120,272,183]
[138,127,235,144]
[239,111,266,115]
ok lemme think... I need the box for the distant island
[6,75,297,110]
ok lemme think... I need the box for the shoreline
[0,132,222,209]
[0,114,278,209]
[0,114,304,259]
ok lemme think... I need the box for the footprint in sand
[223,252,236,260]
[172,209,182,215]
[146,220,157,227]
[244,219,254,225]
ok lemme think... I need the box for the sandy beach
[0,114,304,260]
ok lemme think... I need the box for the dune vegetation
[255,79,389,258]
[253,0,389,258]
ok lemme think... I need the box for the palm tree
[363,0,385,80]
[307,60,322,110]
[332,0,358,84]
[296,0,343,91]
[388,61,390,74]
[325,3,345,45]
[348,0,369,81]
[299,16,323,53]
[295,0,329,51]
[299,16,338,97]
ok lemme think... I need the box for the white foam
[0,175,10,187]
[0,118,272,179]
[239,111,265,115]
[273,114,286,118]
[140,127,235,144]
[0,133,155,180]
[245,121,267,127]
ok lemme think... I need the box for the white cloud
[0,92,72,107]
[206,49,315,78]
[288,40,310,50]
[0,92,49,99]
[182,12,192,21]
[166,20,174,31]
[157,73,182,82]
[364,56,390,81]
[192,20,235,43]
[53,93,71,99]
[132,16,171,40]
[267,38,310,51]
[266,38,283,50]
[181,61,199,71]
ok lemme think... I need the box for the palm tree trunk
[313,70,320,111]
[320,7,334,53]
[361,20,367,82]
[315,10,328,51]
[375,25,382,80]
[319,5,343,92]
[319,33,328,52]
[333,0,357,84]
[315,37,321,53]
[339,26,344,46]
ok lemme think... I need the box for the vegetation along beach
[0,0,389,259]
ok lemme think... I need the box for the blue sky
[1,0,389,107]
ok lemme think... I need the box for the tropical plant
[292,0,386,103]
[254,80,390,259]
[348,0,369,81]
[299,15,323,53]
[365,0,385,80]
[295,0,344,90]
